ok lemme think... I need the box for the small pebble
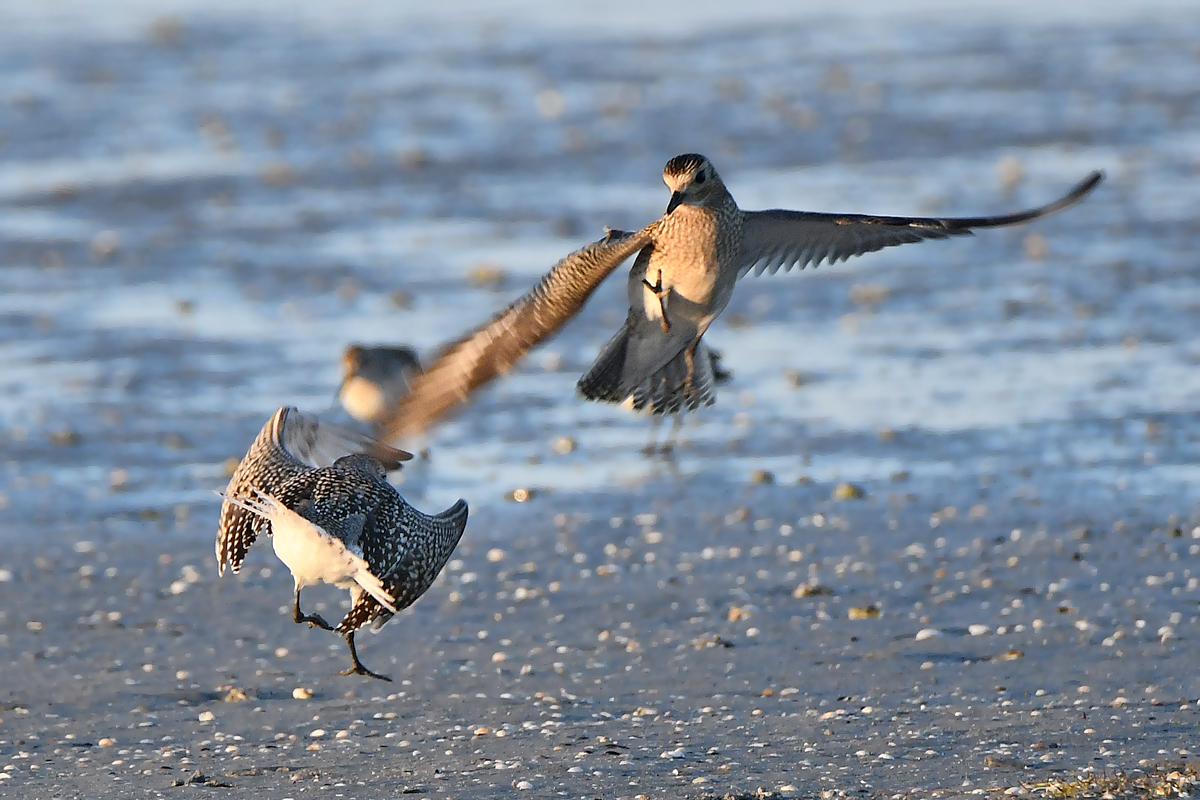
[310,729,326,738]
[197,711,214,722]
[98,738,115,747]
[848,605,880,620]
[750,469,774,485]
[551,436,576,455]
[915,628,941,640]
[467,264,506,289]
[1023,232,1048,260]
[833,482,865,501]
[782,368,810,388]
[292,687,313,700]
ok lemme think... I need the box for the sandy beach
[1,2,1199,796]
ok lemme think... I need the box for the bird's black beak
[666,191,684,214]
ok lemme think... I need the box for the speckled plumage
[376,155,1102,444]
[225,451,468,680]
[217,407,412,576]
[270,453,468,636]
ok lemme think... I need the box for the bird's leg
[660,413,684,456]
[338,632,392,682]
[292,586,333,631]
[642,274,671,333]
[641,414,663,457]
[683,343,698,404]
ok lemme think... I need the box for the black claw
[339,664,393,682]
[340,633,392,682]
[642,276,672,333]
[293,588,334,631]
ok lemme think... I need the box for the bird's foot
[640,442,676,459]
[340,632,392,681]
[642,277,672,333]
[339,663,393,682]
[295,612,334,631]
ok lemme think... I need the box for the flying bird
[378,156,1102,441]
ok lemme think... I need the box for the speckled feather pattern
[216,407,411,576]
[266,455,468,635]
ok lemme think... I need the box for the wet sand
[3,482,1199,797]
[2,2,1200,797]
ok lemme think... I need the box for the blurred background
[1,0,1198,541]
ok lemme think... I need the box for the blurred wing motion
[217,406,412,576]
[378,227,655,442]
[738,170,1103,278]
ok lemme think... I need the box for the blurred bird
[378,156,1102,443]
[337,345,423,429]
[222,452,467,681]
[378,229,651,442]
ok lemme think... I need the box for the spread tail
[577,322,633,403]
[578,325,716,415]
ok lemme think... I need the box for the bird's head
[662,153,723,213]
[341,344,366,378]
[333,453,389,479]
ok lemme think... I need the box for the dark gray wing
[334,498,469,634]
[216,407,411,575]
[738,171,1103,278]
[378,226,656,442]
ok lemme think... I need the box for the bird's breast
[649,205,740,307]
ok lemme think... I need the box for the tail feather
[577,323,632,403]
[352,569,398,614]
[580,328,717,415]
[218,489,284,522]
[432,498,470,535]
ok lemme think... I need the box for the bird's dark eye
[694,171,707,185]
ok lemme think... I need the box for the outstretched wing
[378,227,655,442]
[334,498,469,634]
[738,171,1103,278]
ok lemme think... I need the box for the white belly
[338,377,387,424]
[270,505,368,591]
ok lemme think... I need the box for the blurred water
[1,2,1198,542]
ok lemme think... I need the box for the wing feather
[378,226,656,442]
[737,171,1103,279]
